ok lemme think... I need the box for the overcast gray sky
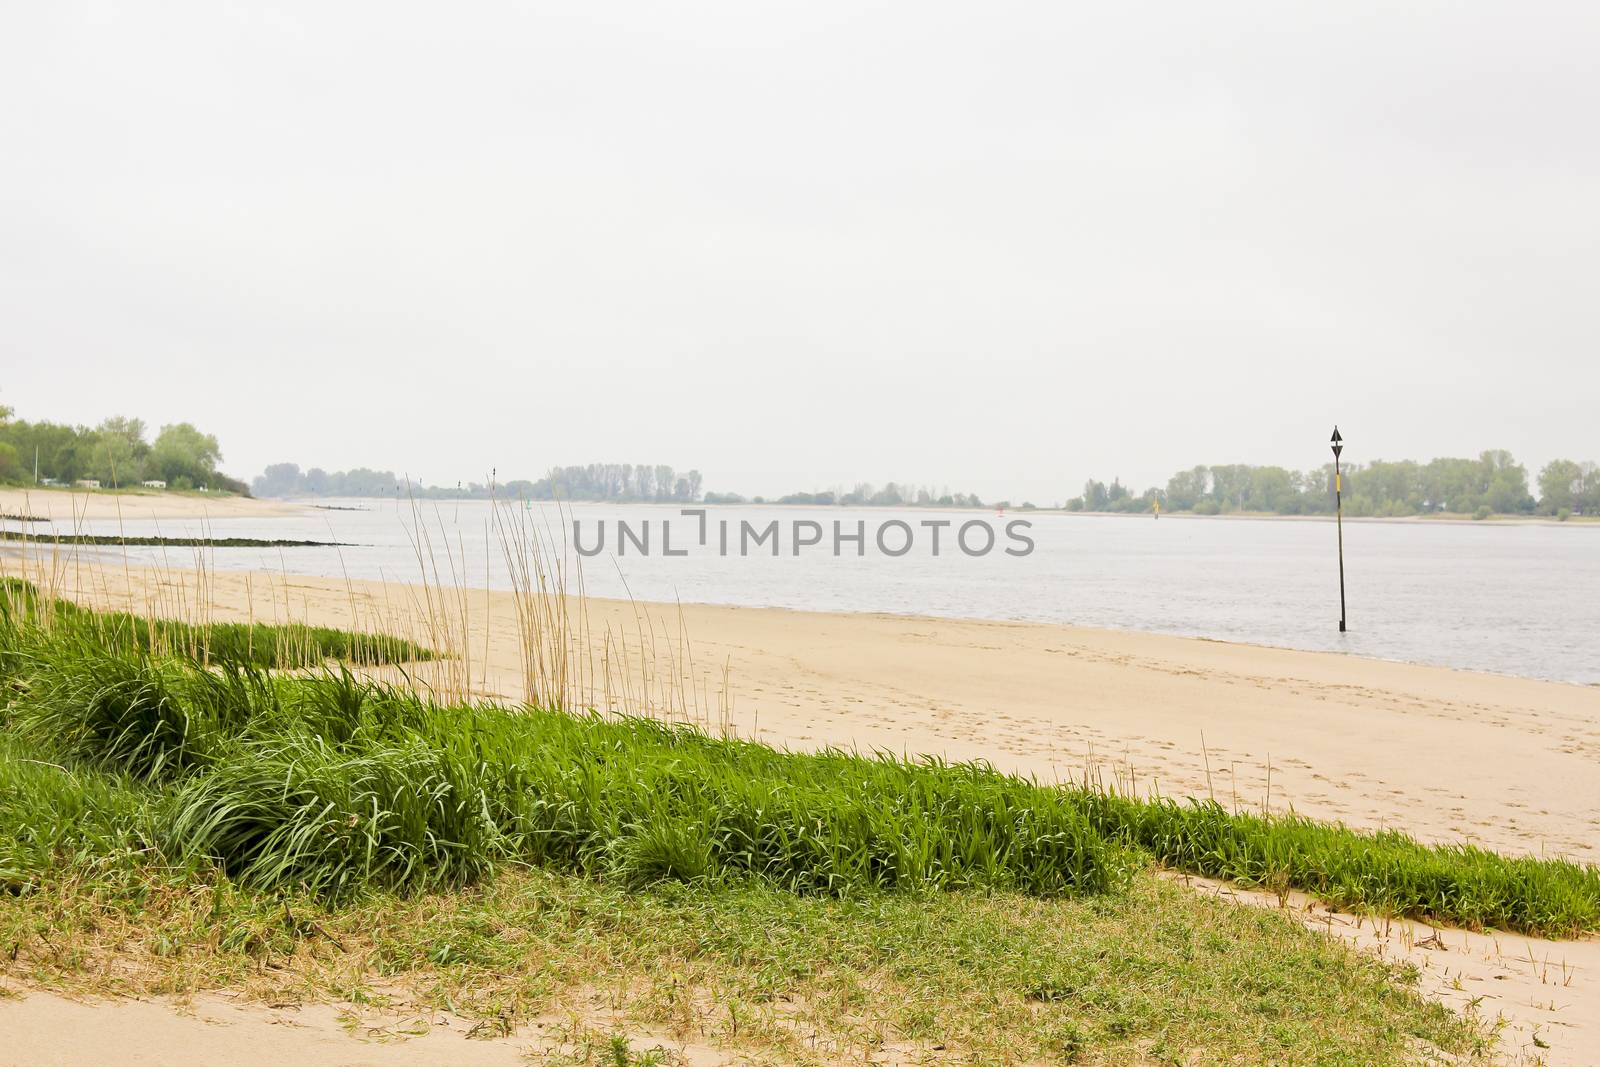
[3,2,1596,503]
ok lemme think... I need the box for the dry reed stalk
[1,491,731,727]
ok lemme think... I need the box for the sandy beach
[0,487,308,522]
[3,558,1598,1063]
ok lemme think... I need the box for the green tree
[1537,459,1583,515]
[1247,466,1296,513]
[1208,465,1252,511]
[1421,457,1470,511]
[1580,462,1600,516]
[1480,450,1533,514]
[1165,466,1209,510]
[89,416,150,487]
[149,423,222,487]
[1352,460,1422,516]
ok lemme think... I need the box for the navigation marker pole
[1331,426,1346,633]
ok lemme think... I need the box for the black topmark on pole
[1331,426,1346,633]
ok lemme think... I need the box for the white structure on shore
[142,479,167,489]
[74,479,101,489]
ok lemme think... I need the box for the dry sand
[0,989,538,1067]
[0,487,307,522]
[0,985,731,1067]
[2,558,1598,1064]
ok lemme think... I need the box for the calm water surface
[12,501,1599,686]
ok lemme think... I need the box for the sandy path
[0,986,731,1067]
[1180,874,1600,1066]
[0,487,307,522]
[0,991,534,1067]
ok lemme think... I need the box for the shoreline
[251,494,1599,526]
[10,484,1587,528]
[6,537,1589,690]
[0,486,310,521]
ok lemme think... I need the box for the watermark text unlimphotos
[572,509,1034,558]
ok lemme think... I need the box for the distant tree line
[1069,451,1598,519]
[705,482,999,508]
[253,462,705,503]
[252,464,405,498]
[253,463,1010,510]
[0,402,245,493]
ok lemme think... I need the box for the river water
[9,500,1598,686]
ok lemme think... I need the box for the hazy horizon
[0,401,1581,506]
[4,2,1597,503]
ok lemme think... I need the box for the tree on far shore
[1071,449,1591,518]
[0,402,243,492]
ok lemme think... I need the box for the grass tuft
[0,576,430,670]
[1069,790,1600,938]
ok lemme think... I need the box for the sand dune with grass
[10,556,1593,862]
[3,555,1598,1064]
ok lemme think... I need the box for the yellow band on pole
[1336,473,1341,493]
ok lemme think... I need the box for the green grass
[0,858,1489,1065]
[5,645,1127,901]
[2,578,1596,935]
[0,577,430,670]
[0,589,1528,1061]
[0,726,1487,1064]
[0,732,160,893]
[1068,789,1600,938]
[173,711,1123,900]
[3,575,1600,940]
